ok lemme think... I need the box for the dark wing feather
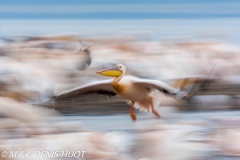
[84,90,117,97]
[55,79,117,98]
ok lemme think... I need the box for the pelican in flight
[55,64,185,121]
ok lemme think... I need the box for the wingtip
[172,89,188,100]
[78,40,92,51]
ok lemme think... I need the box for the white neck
[113,70,125,83]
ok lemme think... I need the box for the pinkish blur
[0,32,240,160]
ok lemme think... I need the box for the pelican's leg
[130,101,137,121]
[150,97,161,119]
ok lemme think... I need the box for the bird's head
[96,64,126,77]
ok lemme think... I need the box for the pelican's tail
[126,97,161,113]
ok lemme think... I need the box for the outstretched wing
[132,77,182,98]
[55,79,117,98]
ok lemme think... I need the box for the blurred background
[0,0,240,160]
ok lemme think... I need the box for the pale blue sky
[1,0,240,19]
[1,0,239,5]
[1,0,240,44]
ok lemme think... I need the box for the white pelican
[55,64,185,121]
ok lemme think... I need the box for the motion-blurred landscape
[1,0,240,160]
